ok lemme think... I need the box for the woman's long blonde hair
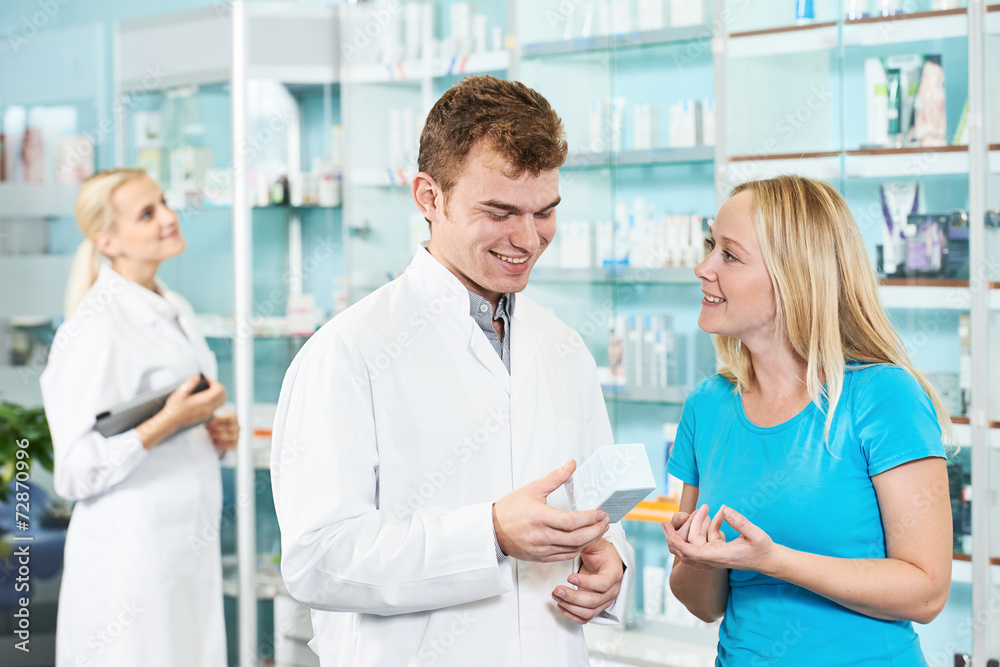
[64,168,148,318]
[714,175,952,442]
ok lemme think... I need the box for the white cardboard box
[564,443,656,523]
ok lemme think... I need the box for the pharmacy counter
[584,622,718,667]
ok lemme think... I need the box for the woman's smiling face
[694,190,776,345]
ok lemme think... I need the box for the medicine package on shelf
[563,443,656,523]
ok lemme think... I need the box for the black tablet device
[94,374,210,438]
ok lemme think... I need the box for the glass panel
[0,22,103,404]
[842,37,968,153]
[515,0,721,655]
[986,10,1000,284]
[725,49,839,157]
[983,8,1000,665]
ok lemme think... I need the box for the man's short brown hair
[418,75,568,197]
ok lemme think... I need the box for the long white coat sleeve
[41,322,150,501]
[271,331,513,616]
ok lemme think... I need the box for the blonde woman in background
[663,176,952,665]
[40,168,237,666]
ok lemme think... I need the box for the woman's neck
[111,259,160,293]
[744,336,809,401]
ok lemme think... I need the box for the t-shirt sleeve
[667,380,705,487]
[853,366,945,477]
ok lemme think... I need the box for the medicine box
[564,443,656,523]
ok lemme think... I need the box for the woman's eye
[723,250,738,262]
[705,239,716,250]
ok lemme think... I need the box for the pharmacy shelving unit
[510,0,725,658]
[339,1,511,305]
[115,4,341,665]
[92,2,999,666]
[723,2,998,663]
[0,21,108,408]
[0,21,111,665]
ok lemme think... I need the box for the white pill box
[564,443,656,523]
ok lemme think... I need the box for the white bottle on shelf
[626,315,644,390]
[472,14,488,53]
[614,199,631,265]
[588,100,605,152]
[611,0,632,34]
[450,2,472,55]
[687,214,704,266]
[608,98,627,153]
[700,99,715,146]
[637,0,665,31]
[597,218,615,267]
[404,3,422,61]
[669,0,703,26]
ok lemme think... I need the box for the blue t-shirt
[668,364,945,666]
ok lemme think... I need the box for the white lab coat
[271,246,635,667]
[40,264,226,667]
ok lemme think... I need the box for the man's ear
[92,230,118,258]
[412,172,443,224]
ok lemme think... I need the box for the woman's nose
[694,253,714,282]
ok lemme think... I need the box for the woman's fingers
[708,504,727,543]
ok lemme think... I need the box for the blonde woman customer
[40,168,238,666]
[663,175,952,665]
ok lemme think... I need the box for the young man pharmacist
[271,75,634,666]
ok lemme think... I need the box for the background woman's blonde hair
[64,168,148,318]
[715,175,952,443]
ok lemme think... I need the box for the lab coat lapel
[103,266,209,376]
[131,300,200,369]
[510,310,541,400]
[406,245,512,393]
[165,291,218,378]
[468,323,511,394]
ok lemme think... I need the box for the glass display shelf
[348,167,417,188]
[198,315,323,340]
[722,0,840,36]
[727,21,840,58]
[725,153,842,186]
[879,279,974,310]
[0,183,79,218]
[953,553,1000,567]
[603,386,689,404]
[842,7,968,47]
[727,147,972,181]
[843,146,971,178]
[726,5,969,56]
[584,622,718,667]
[530,267,701,284]
[222,563,286,601]
[522,23,712,58]
[563,147,715,170]
[951,416,1000,430]
[343,50,510,84]
[171,203,343,212]
[0,255,74,320]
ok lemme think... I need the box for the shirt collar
[467,290,515,322]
